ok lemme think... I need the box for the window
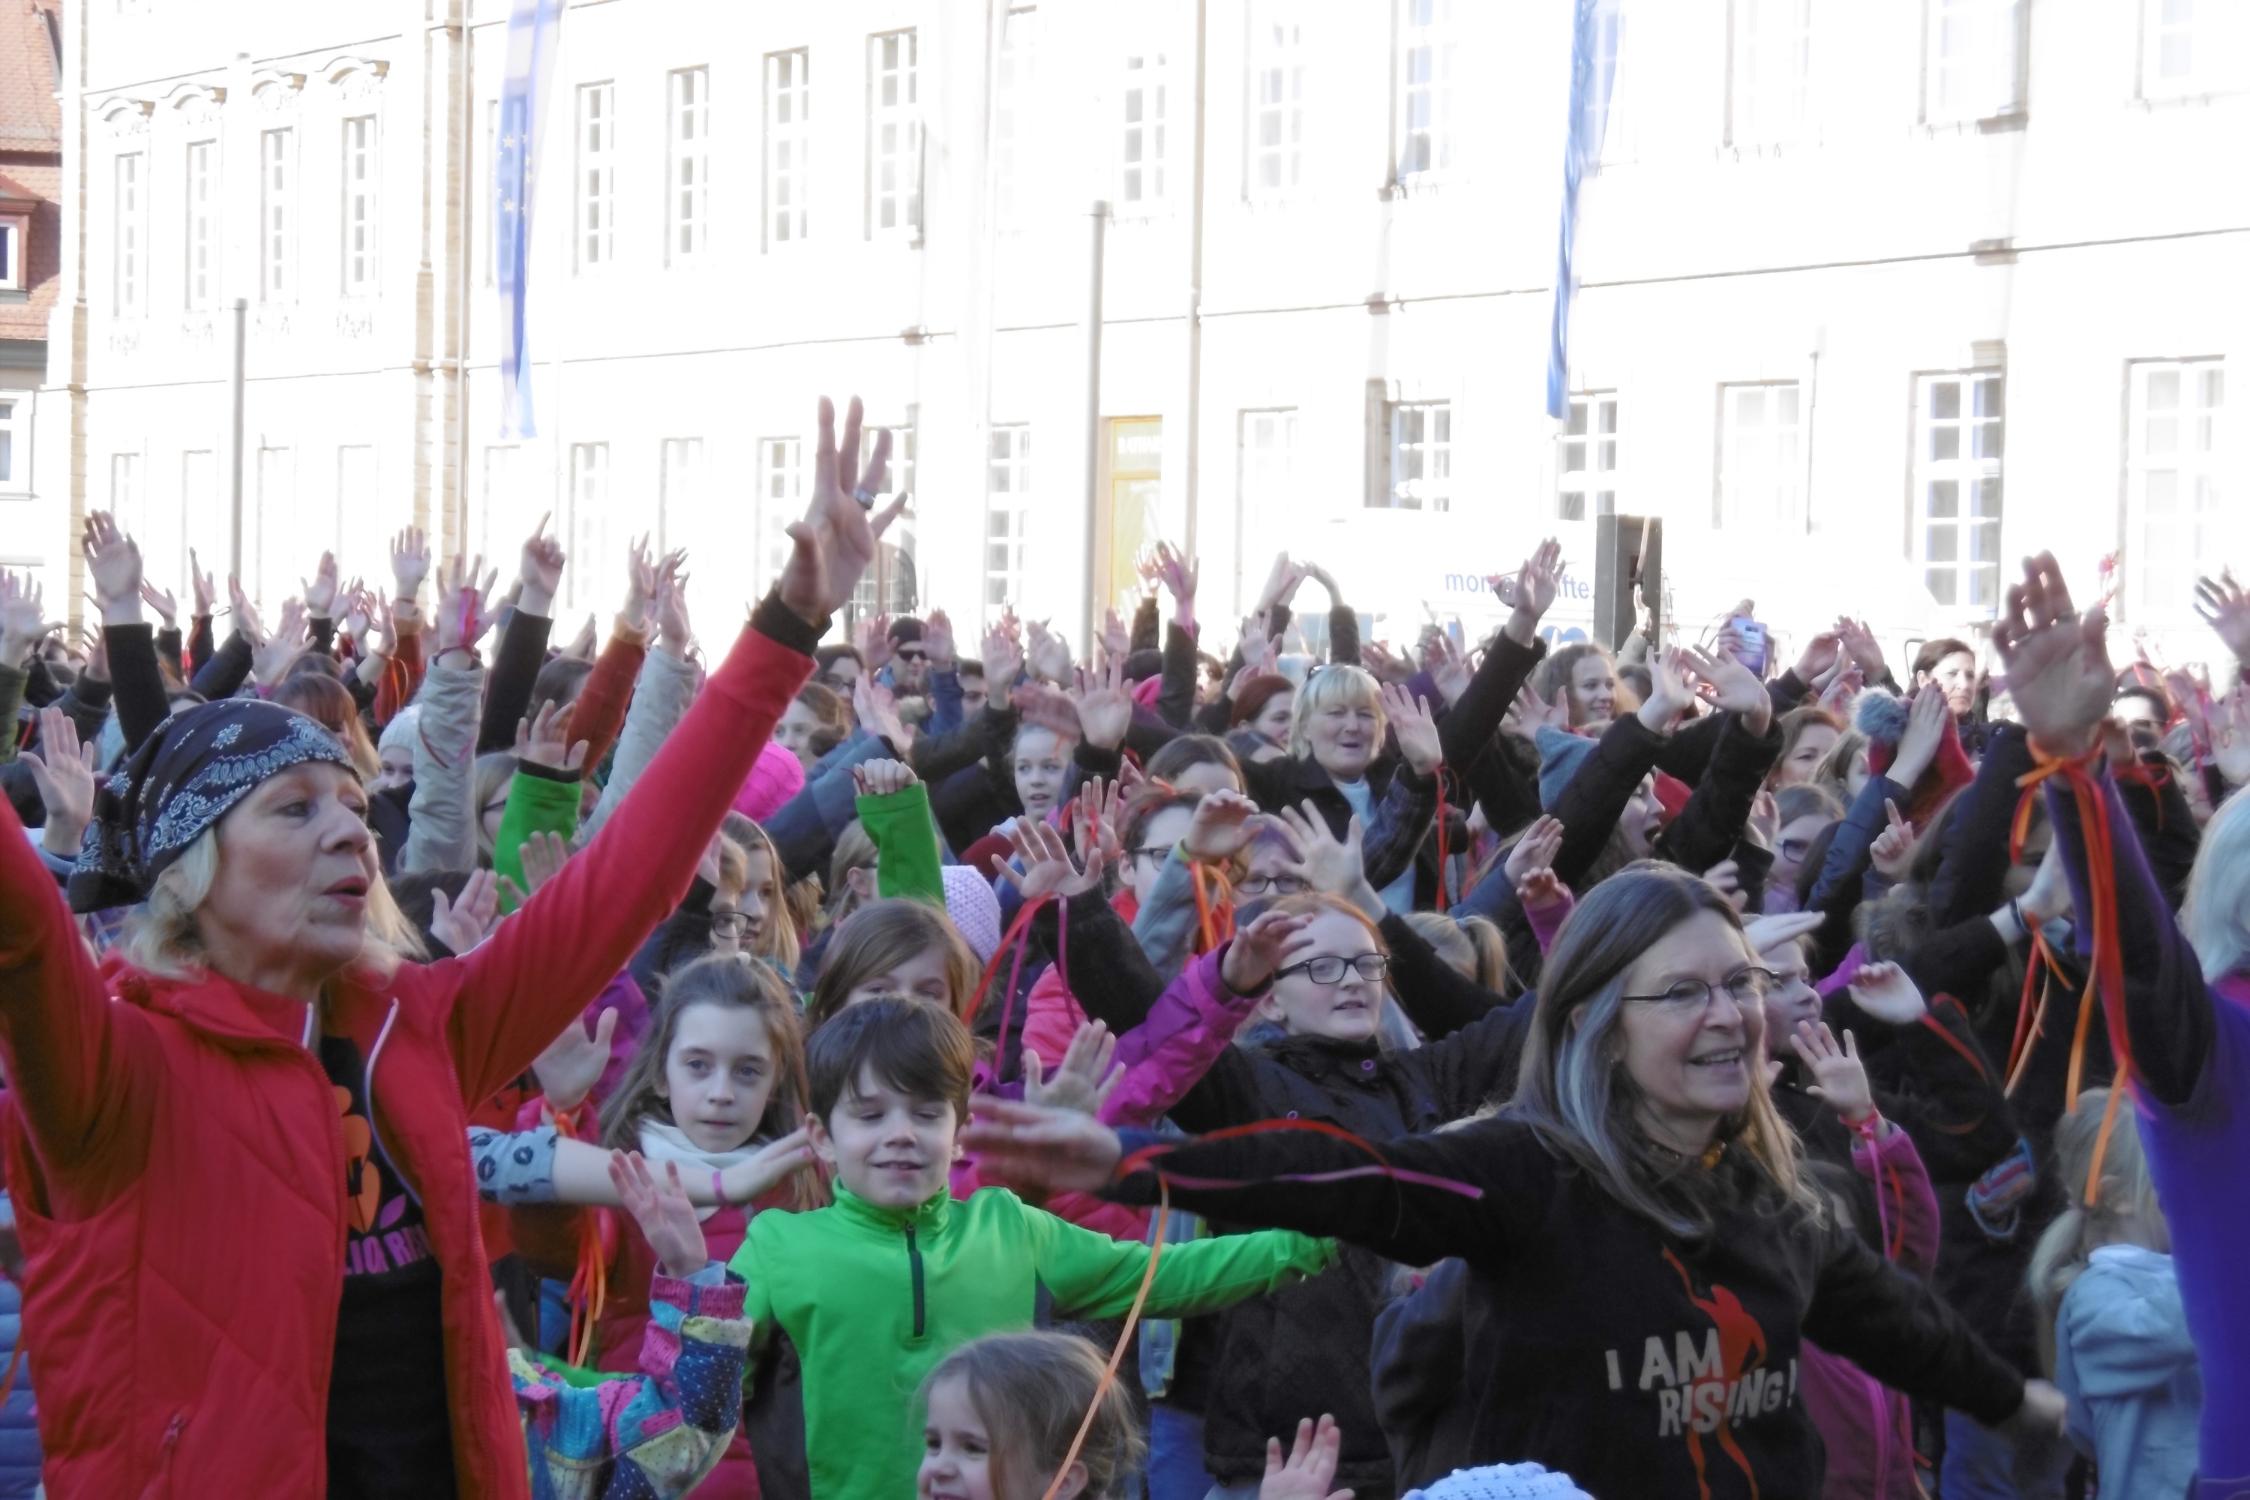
[1396,0,1455,182]
[1120,45,1169,207]
[1370,400,1451,512]
[867,31,921,238]
[0,399,19,488]
[2140,0,2244,97]
[1924,0,2023,123]
[564,443,610,611]
[1237,409,1298,597]
[2126,359,2225,620]
[985,425,1032,610]
[667,68,710,262]
[1716,382,1804,528]
[851,414,920,618]
[341,116,378,294]
[759,438,803,592]
[765,51,810,246]
[184,140,217,309]
[113,153,143,313]
[577,82,616,269]
[480,444,522,562]
[993,8,1035,224]
[0,214,24,292]
[260,128,294,300]
[659,437,704,555]
[1728,0,1810,147]
[1912,372,2004,611]
[1246,3,1305,200]
[1557,393,1620,522]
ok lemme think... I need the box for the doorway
[1097,416,1162,617]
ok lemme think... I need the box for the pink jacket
[1800,1123,1941,1500]
[957,946,1269,1239]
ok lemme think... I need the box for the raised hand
[1502,814,1565,888]
[1182,788,1262,862]
[1686,644,1773,735]
[1098,606,1130,670]
[1818,662,1864,717]
[1498,537,1564,647]
[855,612,894,674]
[980,616,1024,695]
[1273,804,1372,906]
[1379,683,1443,777]
[1010,680,1083,742]
[1991,551,2113,758]
[1026,618,1073,684]
[251,598,310,684]
[609,1152,708,1279]
[854,675,914,753]
[1834,617,1888,685]
[1002,817,1107,901]
[517,513,566,617]
[716,1125,817,1207]
[1745,789,1780,853]
[622,534,661,631]
[0,571,61,661]
[780,395,888,626]
[1703,859,1747,912]
[852,758,920,799]
[1257,1415,1352,1500]
[1255,553,1298,613]
[1505,681,1569,737]
[922,607,956,671]
[1743,909,1823,958]
[1789,1020,1876,1126]
[189,549,218,617]
[1154,540,1198,625]
[653,558,693,658]
[958,1096,1124,1198]
[1868,799,1918,883]
[1219,907,1317,994]
[390,525,431,604]
[429,867,502,954]
[301,551,340,619]
[81,511,144,625]
[1637,647,1698,733]
[1359,641,1413,686]
[339,580,374,646]
[870,491,913,541]
[532,1006,621,1115]
[514,698,589,774]
[1022,1020,1123,1118]
[517,829,572,896]
[1845,960,1929,1026]
[1516,866,1570,921]
[24,706,97,856]
[2213,682,2250,788]
[1793,630,1842,686]
[138,578,177,627]
[1072,655,1134,752]
[1068,776,1127,869]
[2195,569,2250,665]
[435,552,497,654]
[1425,630,1472,706]
[1889,682,1950,788]
[227,575,265,646]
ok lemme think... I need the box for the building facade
[23,0,2249,666]
[0,0,60,574]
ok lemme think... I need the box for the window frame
[183,139,217,310]
[764,49,811,249]
[2123,357,2226,622]
[985,423,1033,614]
[1382,398,1453,512]
[113,150,144,314]
[993,7,1036,227]
[1725,0,1811,149]
[659,436,704,556]
[341,114,379,296]
[865,29,922,241]
[1556,391,1620,522]
[759,436,804,594]
[1714,380,1806,530]
[1920,0,2026,125]
[564,441,611,613]
[1244,2,1306,202]
[260,127,295,302]
[1393,0,1457,187]
[0,397,21,490]
[666,66,711,264]
[576,80,617,271]
[1118,43,1170,211]
[2136,0,2242,99]
[1908,370,2006,615]
[0,213,27,293]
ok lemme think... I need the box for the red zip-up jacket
[0,601,815,1498]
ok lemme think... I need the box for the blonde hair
[824,820,880,925]
[1457,913,1511,993]
[119,825,421,985]
[1287,664,1384,762]
[721,812,802,974]
[2027,1088,2167,1372]
[2182,787,2250,982]
[1407,910,1477,980]
[921,1333,1144,1500]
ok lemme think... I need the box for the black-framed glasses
[1127,843,1176,864]
[1237,874,1310,897]
[710,911,752,940]
[894,647,928,663]
[1276,953,1390,986]
[1622,968,1776,1012]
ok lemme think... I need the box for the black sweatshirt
[1104,1114,2024,1498]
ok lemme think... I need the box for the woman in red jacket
[0,396,889,1499]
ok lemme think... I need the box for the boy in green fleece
[725,995,1334,1500]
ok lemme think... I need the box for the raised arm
[400,556,491,874]
[477,519,563,755]
[440,396,888,1103]
[582,572,698,841]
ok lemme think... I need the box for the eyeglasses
[1127,843,1176,864]
[1621,968,1776,1013]
[894,647,928,663]
[710,911,752,940]
[1237,874,1309,897]
[1276,953,1389,986]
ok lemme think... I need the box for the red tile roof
[0,1,60,151]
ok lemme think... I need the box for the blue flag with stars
[497,0,563,438]
[1546,0,1621,420]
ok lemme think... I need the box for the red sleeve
[1853,1123,1942,1277]
[374,621,426,730]
[0,799,159,1213]
[568,628,648,777]
[436,613,813,1105]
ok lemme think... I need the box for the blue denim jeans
[1146,1404,1218,1500]
[1940,1409,2069,1500]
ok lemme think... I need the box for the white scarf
[637,1120,761,1223]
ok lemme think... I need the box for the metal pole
[229,296,247,575]
[1081,200,1107,647]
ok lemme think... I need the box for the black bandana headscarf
[70,699,356,914]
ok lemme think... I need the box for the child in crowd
[2030,1089,2200,1498]
[917,1332,1144,1500]
[724,994,1335,1500]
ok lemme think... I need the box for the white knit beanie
[1406,1464,1595,1500]
[377,704,421,758]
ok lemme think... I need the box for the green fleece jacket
[727,1183,1334,1500]
[856,781,944,904]
[494,761,585,914]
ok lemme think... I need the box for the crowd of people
[0,392,2245,1499]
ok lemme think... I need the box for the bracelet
[432,645,480,667]
[711,1168,731,1208]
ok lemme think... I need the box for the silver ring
[852,487,877,509]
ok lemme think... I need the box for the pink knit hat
[733,739,807,821]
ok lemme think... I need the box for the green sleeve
[857,781,945,904]
[1026,1196,1334,1319]
[493,766,585,914]
[0,661,23,764]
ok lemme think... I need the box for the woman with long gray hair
[961,861,2065,1495]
